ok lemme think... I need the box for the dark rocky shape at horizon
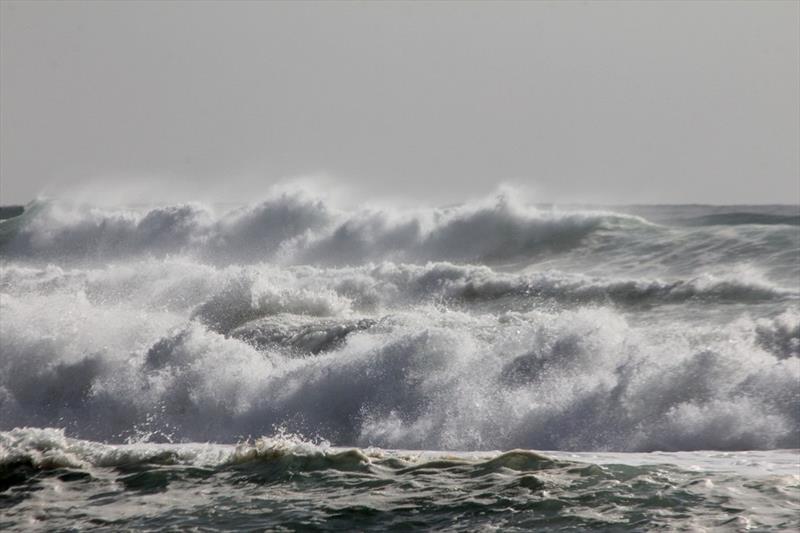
[0,205,24,220]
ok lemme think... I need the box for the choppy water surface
[1,191,798,529]
[2,428,798,531]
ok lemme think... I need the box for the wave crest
[0,193,645,265]
[2,280,797,451]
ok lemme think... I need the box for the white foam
[0,191,644,265]
[1,269,797,450]
[1,193,798,452]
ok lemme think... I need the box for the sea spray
[2,192,799,530]
[1,193,798,450]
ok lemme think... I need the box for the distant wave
[683,212,800,226]
[0,193,646,264]
[3,196,797,293]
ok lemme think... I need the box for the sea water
[1,191,798,530]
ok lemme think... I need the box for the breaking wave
[1,272,798,451]
[0,192,652,265]
[1,261,795,320]
[1,190,798,454]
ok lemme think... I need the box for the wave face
[2,427,798,531]
[1,192,799,453]
[0,193,639,265]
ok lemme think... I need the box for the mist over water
[1,187,798,530]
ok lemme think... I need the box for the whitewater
[1,189,798,530]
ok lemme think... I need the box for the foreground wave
[2,428,798,531]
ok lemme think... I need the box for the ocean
[0,192,798,530]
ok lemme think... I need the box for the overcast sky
[1,0,798,205]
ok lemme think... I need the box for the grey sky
[1,0,798,205]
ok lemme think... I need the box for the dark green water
[2,429,798,531]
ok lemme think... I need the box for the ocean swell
[0,193,644,265]
[1,194,798,454]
